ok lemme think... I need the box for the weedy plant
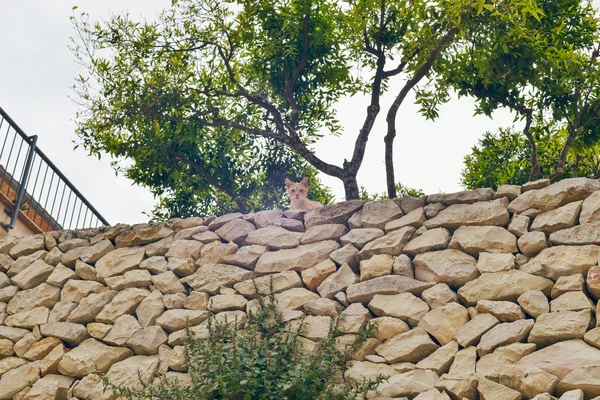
[103,288,384,399]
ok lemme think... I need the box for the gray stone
[304,200,364,228]
[424,202,510,229]
[520,245,600,281]
[360,199,404,230]
[508,178,600,214]
[530,201,582,234]
[356,226,415,261]
[254,240,339,273]
[346,275,435,304]
[403,228,451,256]
[413,249,479,289]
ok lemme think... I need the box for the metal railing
[0,106,109,233]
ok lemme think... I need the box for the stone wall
[1,177,600,399]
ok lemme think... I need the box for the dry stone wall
[1,178,600,399]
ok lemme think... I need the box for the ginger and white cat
[286,178,323,211]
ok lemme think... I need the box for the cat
[285,178,323,211]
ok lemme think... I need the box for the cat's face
[285,178,308,201]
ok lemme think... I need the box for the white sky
[0,0,520,225]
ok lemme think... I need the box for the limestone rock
[356,226,415,261]
[303,298,342,317]
[457,270,553,306]
[518,291,550,318]
[46,264,76,287]
[375,368,438,398]
[508,214,531,237]
[476,300,526,322]
[508,178,600,214]
[369,293,430,327]
[450,226,517,257]
[530,200,582,235]
[424,202,510,229]
[0,362,40,399]
[385,208,426,232]
[221,245,266,270]
[553,274,585,299]
[245,226,302,250]
[360,254,393,281]
[87,355,159,398]
[9,236,45,258]
[347,275,435,304]
[145,236,174,257]
[427,188,494,205]
[304,200,364,227]
[164,239,203,259]
[67,290,117,324]
[345,361,397,382]
[580,190,600,224]
[105,269,152,290]
[126,326,168,355]
[151,271,186,295]
[155,309,209,333]
[11,260,54,290]
[274,288,320,311]
[95,288,150,324]
[136,290,165,328]
[39,322,89,346]
[103,314,142,346]
[196,241,238,266]
[519,340,600,380]
[8,283,60,314]
[95,247,146,279]
[375,328,439,363]
[301,259,336,291]
[417,303,469,345]
[317,263,358,299]
[528,310,592,347]
[181,264,252,294]
[58,338,132,377]
[520,245,600,281]
[254,240,340,273]
[435,373,478,400]
[550,292,594,312]
[5,307,49,329]
[368,317,410,341]
[209,294,247,312]
[393,254,414,278]
[550,222,600,246]
[166,257,196,277]
[289,315,332,341]
[455,313,500,347]
[518,232,550,257]
[360,199,404,230]
[416,341,459,376]
[39,344,68,376]
[477,377,522,400]
[403,228,452,256]
[234,270,302,299]
[477,320,535,356]
[329,244,359,271]
[477,252,515,273]
[301,224,348,245]
[10,250,47,276]
[87,323,112,340]
[413,249,479,289]
[421,284,458,309]
[21,374,74,400]
[116,224,173,247]
[340,228,385,250]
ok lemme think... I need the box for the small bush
[106,291,382,400]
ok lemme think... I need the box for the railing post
[9,135,37,230]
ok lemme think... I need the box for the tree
[72,0,513,216]
[434,0,600,182]
[461,127,600,190]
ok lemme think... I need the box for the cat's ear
[285,178,293,188]
[300,177,308,187]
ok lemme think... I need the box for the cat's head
[285,178,308,201]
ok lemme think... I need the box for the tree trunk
[521,113,541,181]
[342,172,360,200]
[551,127,579,179]
[384,131,397,198]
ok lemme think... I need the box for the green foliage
[105,291,383,400]
[462,128,600,189]
[360,182,425,201]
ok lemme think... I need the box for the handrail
[0,105,109,232]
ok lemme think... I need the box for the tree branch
[167,149,248,212]
[284,10,310,129]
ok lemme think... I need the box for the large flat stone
[530,201,582,234]
[95,247,146,279]
[457,270,554,306]
[508,178,600,214]
[520,245,600,281]
[375,328,439,363]
[254,240,340,273]
[181,263,252,294]
[528,310,593,347]
[427,188,494,205]
[424,202,510,229]
[346,275,435,304]
[413,249,479,289]
[450,226,517,256]
[356,226,415,261]
[360,199,404,230]
[304,200,364,228]
[550,222,600,245]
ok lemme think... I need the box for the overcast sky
[0,0,521,225]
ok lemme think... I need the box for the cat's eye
[300,189,304,193]
[291,190,295,193]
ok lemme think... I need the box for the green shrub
[105,291,383,400]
